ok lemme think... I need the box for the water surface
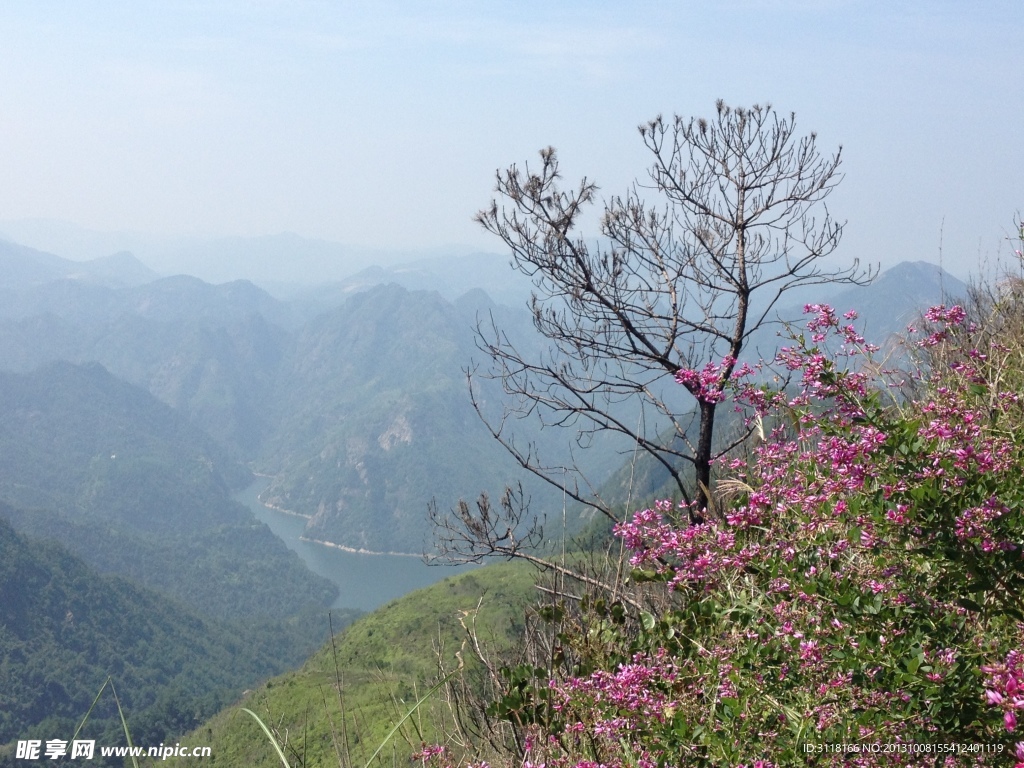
[235,481,474,612]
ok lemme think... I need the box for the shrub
[430,291,1024,767]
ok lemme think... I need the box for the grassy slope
[170,562,537,768]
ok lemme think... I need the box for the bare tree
[469,100,870,529]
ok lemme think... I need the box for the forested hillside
[256,284,558,553]
[0,515,358,768]
[0,362,336,618]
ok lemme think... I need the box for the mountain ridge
[0,239,157,290]
[0,243,974,555]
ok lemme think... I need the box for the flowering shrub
[469,301,1024,768]
[418,296,1024,767]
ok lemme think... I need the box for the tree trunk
[694,400,717,523]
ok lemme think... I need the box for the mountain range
[0,236,971,556]
[0,231,977,759]
[0,221,489,290]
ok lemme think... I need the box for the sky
[0,1,1020,277]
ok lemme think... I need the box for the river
[235,481,476,612]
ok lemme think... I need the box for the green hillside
[258,284,564,554]
[169,562,536,768]
[0,515,359,768]
[0,361,337,619]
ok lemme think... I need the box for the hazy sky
[0,1,1020,274]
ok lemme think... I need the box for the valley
[0,232,971,763]
[236,480,477,612]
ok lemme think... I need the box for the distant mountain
[0,240,73,289]
[741,260,970,360]
[0,362,337,619]
[0,272,293,326]
[821,260,969,342]
[0,239,157,291]
[79,250,159,286]
[258,284,554,553]
[124,275,288,324]
[294,251,534,312]
[0,219,482,288]
[0,253,587,553]
[0,280,291,453]
[291,258,971,354]
[0,251,974,557]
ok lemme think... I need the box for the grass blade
[69,676,111,745]
[241,708,292,768]
[360,669,456,768]
[109,680,140,768]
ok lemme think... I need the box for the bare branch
[468,100,871,535]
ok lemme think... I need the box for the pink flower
[675,355,737,404]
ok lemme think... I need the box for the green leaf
[956,597,984,613]
[537,604,565,623]
[610,601,626,624]
[630,567,666,583]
